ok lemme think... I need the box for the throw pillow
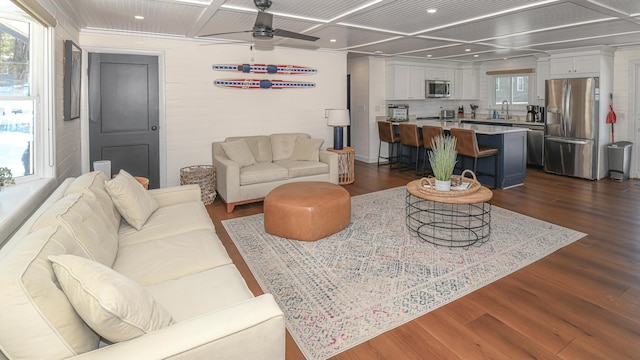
[220,138,257,167]
[290,138,324,161]
[49,254,175,343]
[104,169,159,230]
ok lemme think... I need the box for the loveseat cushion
[105,169,160,230]
[274,160,330,178]
[290,137,324,161]
[270,133,309,161]
[65,170,121,230]
[0,226,99,360]
[118,201,215,247]
[220,138,257,167]
[31,192,118,267]
[114,228,232,287]
[239,162,289,186]
[49,254,175,343]
[224,135,273,163]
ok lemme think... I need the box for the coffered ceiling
[48,0,640,62]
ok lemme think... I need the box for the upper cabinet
[536,58,550,100]
[549,54,600,77]
[453,66,479,100]
[386,64,425,100]
[425,68,453,81]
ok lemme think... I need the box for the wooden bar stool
[449,128,499,188]
[421,125,444,176]
[377,121,401,167]
[398,123,423,175]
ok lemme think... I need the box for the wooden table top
[406,179,493,204]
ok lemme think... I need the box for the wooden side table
[327,147,355,185]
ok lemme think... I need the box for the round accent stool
[264,182,351,241]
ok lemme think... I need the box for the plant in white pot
[0,167,15,191]
[428,135,457,191]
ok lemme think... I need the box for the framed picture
[63,40,81,121]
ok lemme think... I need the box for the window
[0,2,50,181]
[494,74,530,105]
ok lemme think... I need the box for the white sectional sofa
[213,133,339,212]
[0,170,284,360]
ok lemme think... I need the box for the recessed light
[374,50,383,54]
[473,54,479,57]
[330,39,337,42]
[134,15,144,20]
[465,48,471,52]
[427,9,437,14]
[427,54,432,58]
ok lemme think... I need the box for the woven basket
[418,169,481,197]
[180,165,216,205]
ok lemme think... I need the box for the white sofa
[0,171,285,360]
[213,133,339,212]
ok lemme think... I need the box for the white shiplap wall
[612,47,640,177]
[53,10,82,183]
[78,33,347,186]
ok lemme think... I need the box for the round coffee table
[405,179,493,248]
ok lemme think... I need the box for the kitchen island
[395,119,528,188]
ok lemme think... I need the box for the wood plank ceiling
[49,0,640,61]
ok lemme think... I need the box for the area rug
[222,186,586,360]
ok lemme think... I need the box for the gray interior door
[89,53,159,188]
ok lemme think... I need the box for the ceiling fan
[200,0,319,42]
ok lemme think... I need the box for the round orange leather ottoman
[264,182,351,241]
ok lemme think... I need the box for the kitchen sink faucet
[501,100,511,119]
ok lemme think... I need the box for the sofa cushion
[275,160,330,178]
[220,138,257,167]
[270,133,309,161]
[105,169,159,230]
[114,228,232,287]
[65,170,122,230]
[49,254,175,343]
[31,192,118,267]
[239,162,289,186]
[0,226,100,360]
[145,264,254,322]
[118,201,215,247]
[227,135,273,162]
[290,137,324,161]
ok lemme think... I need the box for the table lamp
[326,109,350,150]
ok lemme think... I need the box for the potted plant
[0,167,15,190]
[428,135,457,191]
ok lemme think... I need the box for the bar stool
[377,121,401,167]
[398,123,423,175]
[421,125,444,176]
[449,128,499,188]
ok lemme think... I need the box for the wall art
[63,40,82,121]
[214,79,315,89]
[213,64,317,75]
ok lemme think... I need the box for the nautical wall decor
[214,79,316,89]
[213,64,317,75]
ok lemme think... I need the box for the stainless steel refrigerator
[544,77,599,180]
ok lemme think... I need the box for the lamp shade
[326,109,350,127]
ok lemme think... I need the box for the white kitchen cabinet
[386,64,425,100]
[425,68,453,81]
[549,54,600,76]
[536,58,549,100]
[452,68,478,100]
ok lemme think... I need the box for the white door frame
[630,60,640,179]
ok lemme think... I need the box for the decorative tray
[417,169,481,197]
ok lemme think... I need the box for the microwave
[425,80,451,98]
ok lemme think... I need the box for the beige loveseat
[213,133,339,212]
[0,170,284,360]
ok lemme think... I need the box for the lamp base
[333,127,344,150]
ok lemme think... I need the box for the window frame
[0,7,54,184]
[492,73,533,111]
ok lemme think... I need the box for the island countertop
[404,119,528,135]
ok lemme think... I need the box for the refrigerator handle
[565,82,572,134]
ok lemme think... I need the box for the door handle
[151,126,158,131]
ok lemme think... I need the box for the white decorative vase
[434,179,451,191]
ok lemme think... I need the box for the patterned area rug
[222,186,586,360]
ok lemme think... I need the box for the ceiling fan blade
[255,11,273,28]
[199,30,253,37]
[273,29,319,42]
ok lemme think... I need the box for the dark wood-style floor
[207,162,640,360]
